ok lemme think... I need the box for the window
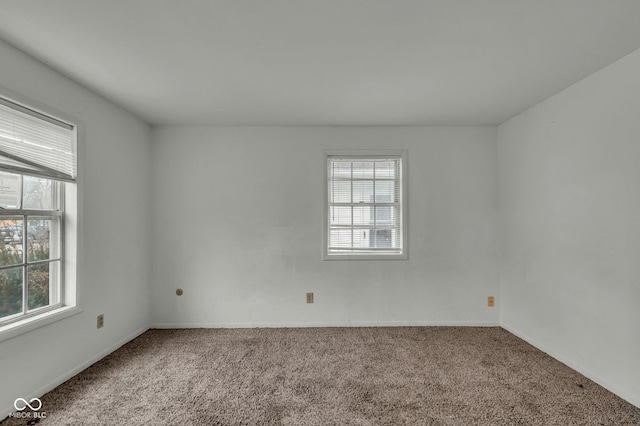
[0,173,62,322]
[0,95,77,332]
[324,150,407,260]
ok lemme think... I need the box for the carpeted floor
[2,327,639,425]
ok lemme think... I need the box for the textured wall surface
[0,40,151,418]
[150,126,499,328]
[498,48,640,407]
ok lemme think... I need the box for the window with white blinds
[0,97,76,182]
[325,152,407,259]
[0,94,78,334]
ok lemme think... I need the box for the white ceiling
[1,1,640,126]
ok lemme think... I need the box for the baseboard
[1,325,149,421]
[151,320,500,328]
[501,322,639,409]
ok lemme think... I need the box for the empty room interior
[1,1,639,424]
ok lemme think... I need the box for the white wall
[498,49,640,407]
[150,126,499,327]
[0,40,151,417]
[4,21,637,416]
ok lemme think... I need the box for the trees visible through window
[0,95,75,328]
[0,172,62,321]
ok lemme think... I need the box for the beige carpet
[2,327,639,425]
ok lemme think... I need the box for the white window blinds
[327,157,403,255]
[0,97,76,182]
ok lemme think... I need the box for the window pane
[0,266,23,319]
[352,181,373,203]
[330,161,351,179]
[329,206,351,226]
[374,229,394,248]
[375,206,396,226]
[352,161,374,179]
[353,229,370,248]
[329,180,351,203]
[28,261,59,311]
[375,161,396,178]
[22,176,56,210]
[375,180,397,203]
[0,219,23,266]
[0,171,22,209]
[27,218,59,261]
[329,228,351,248]
[353,206,372,226]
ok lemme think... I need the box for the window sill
[0,306,83,343]
[323,253,408,261]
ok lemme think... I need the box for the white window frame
[323,149,408,260]
[0,88,81,342]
